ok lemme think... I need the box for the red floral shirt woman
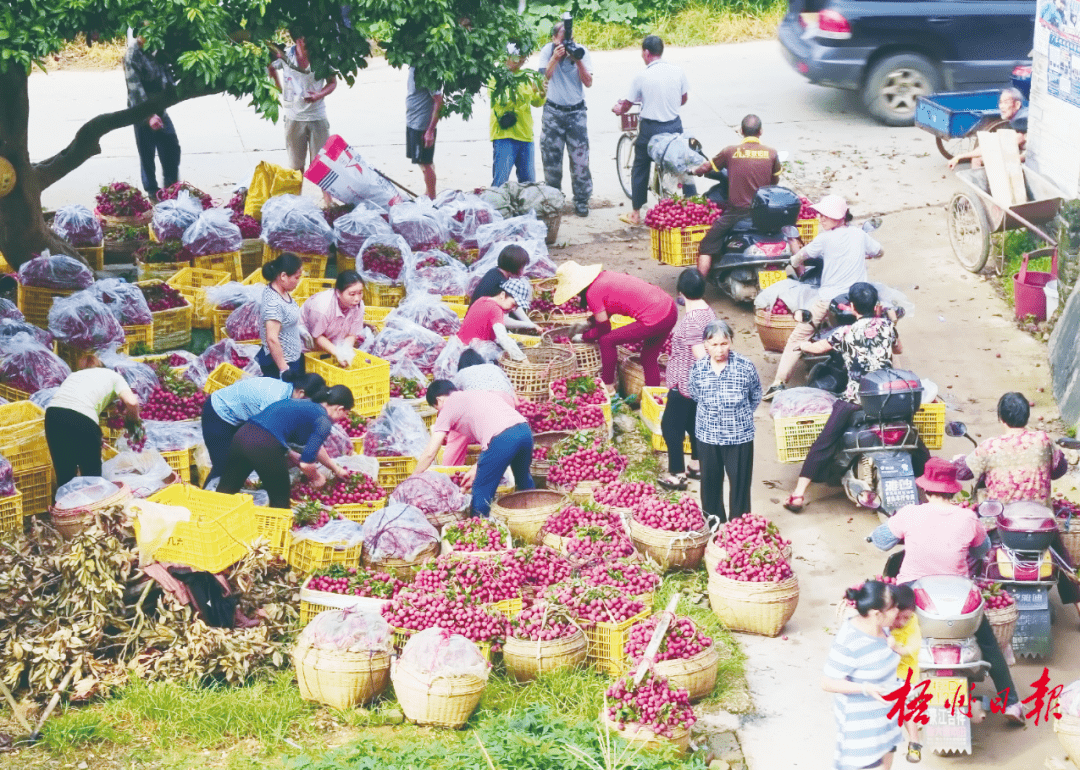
[956,429,1066,504]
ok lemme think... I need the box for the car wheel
[863,53,942,127]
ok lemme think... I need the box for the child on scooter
[888,585,923,764]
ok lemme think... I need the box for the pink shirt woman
[301,270,366,368]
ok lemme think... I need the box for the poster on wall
[1037,0,1080,53]
[1047,33,1080,108]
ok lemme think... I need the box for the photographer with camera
[490,42,546,187]
[539,14,594,218]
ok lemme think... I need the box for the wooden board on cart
[978,129,1025,206]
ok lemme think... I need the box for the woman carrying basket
[552,261,677,395]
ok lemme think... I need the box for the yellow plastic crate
[508,332,542,349]
[203,362,248,394]
[332,498,386,525]
[656,224,710,268]
[17,284,77,329]
[0,251,12,273]
[142,484,257,573]
[287,536,363,574]
[241,269,265,287]
[796,217,820,242]
[446,302,468,320]
[240,239,264,279]
[582,609,650,675]
[303,351,390,418]
[774,412,831,464]
[376,455,417,494]
[160,447,194,484]
[365,305,391,332]
[914,400,946,450]
[76,244,105,272]
[336,252,357,275]
[611,315,634,330]
[262,245,328,279]
[254,507,292,556]
[136,259,190,283]
[294,277,335,307]
[363,281,405,308]
[298,576,391,626]
[122,323,154,352]
[490,596,523,620]
[14,465,54,517]
[758,269,787,290]
[193,250,242,281]
[0,491,24,535]
[135,280,193,351]
[640,387,691,453]
[441,294,469,305]
[166,267,230,329]
[0,402,50,474]
[649,227,665,263]
[0,383,31,402]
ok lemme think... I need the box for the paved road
[29,40,1075,769]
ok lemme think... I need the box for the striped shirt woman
[822,581,902,770]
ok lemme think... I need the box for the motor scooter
[696,163,800,303]
[821,368,926,516]
[946,421,1074,658]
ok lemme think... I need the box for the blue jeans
[471,423,535,517]
[133,112,181,196]
[257,348,304,380]
[492,139,535,187]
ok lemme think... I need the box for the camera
[561,12,586,61]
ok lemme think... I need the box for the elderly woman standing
[301,270,366,367]
[258,252,305,379]
[552,261,677,394]
[688,320,761,522]
[659,269,715,490]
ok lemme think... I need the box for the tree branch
[32,89,205,190]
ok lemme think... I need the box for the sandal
[658,474,688,491]
[905,743,922,764]
[686,467,701,480]
[783,495,805,513]
[618,213,643,226]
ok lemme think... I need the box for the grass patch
[577,0,786,50]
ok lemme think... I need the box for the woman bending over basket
[215,384,353,509]
[45,354,141,487]
[552,261,677,394]
[200,372,326,486]
[258,252,305,380]
[300,270,366,367]
[456,277,531,361]
[411,380,535,518]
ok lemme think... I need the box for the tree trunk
[0,69,70,270]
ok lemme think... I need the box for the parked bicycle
[614,105,695,202]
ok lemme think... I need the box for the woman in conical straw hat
[553,260,677,395]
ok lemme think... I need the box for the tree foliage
[0,0,535,265]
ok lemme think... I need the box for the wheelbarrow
[946,164,1063,274]
[915,90,1013,160]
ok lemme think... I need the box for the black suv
[778,0,1035,126]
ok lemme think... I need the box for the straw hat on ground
[553,261,602,306]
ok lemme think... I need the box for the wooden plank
[998,129,1028,203]
[978,130,1020,206]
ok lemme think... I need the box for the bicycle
[614,105,695,203]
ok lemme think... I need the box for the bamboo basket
[708,572,799,637]
[391,664,487,729]
[544,306,590,326]
[1055,713,1080,766]
[530,431,571,487]
[503,629,588,682]
[1060,529,1080,566]
[986,602,1020,652]
[49,483,132,539]
[628,519,710,572]
[540,531,571,554]
[499,347,576,403]
[362,540,440,582]
[705,536,792,575]
[618,355,648,400]
[293,642,391,709]
[542,327,602,378]
[599,711,690,754]
[95,207,152,228]
[647,646,719,702]
[488,489,568,545]
[548,479,600,506]
[754,309,798,353]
